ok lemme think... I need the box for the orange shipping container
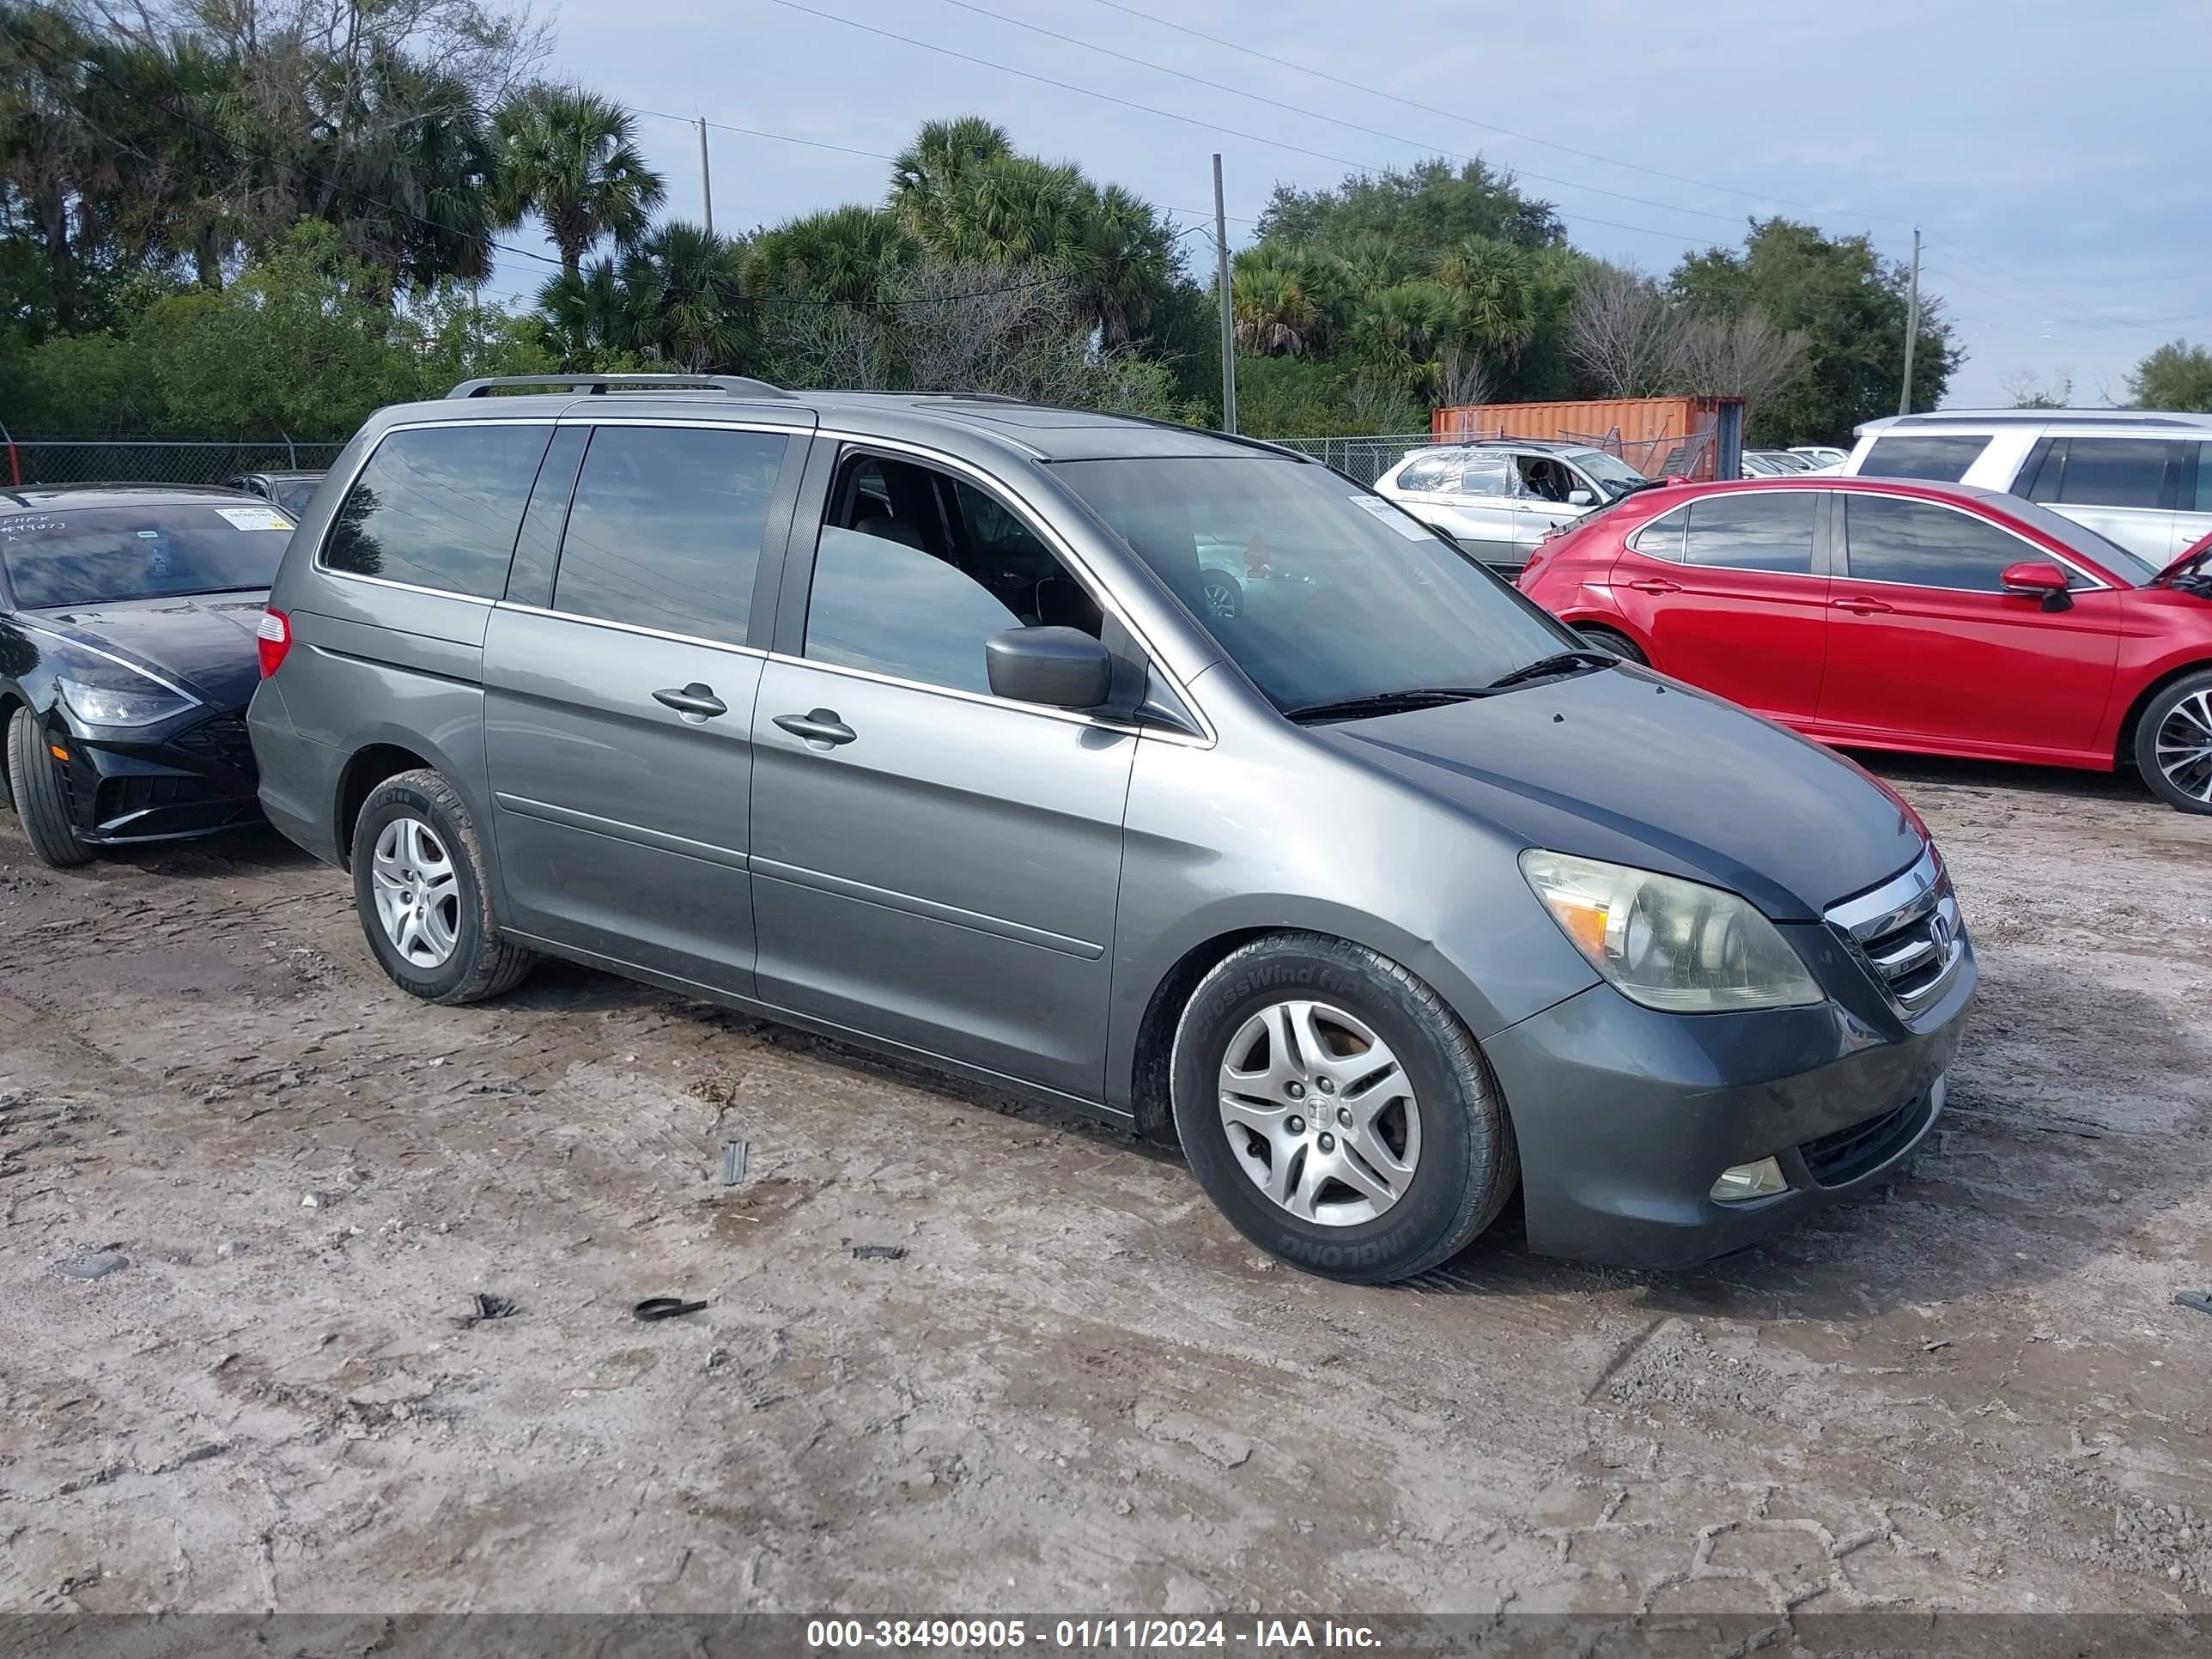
[1431,395,1742,479]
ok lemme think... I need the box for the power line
[925,0,1754,231]
[757,0,1719,250]
[1078,0,1918,234]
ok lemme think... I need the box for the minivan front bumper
[1482,938,1974,1269]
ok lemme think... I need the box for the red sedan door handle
[1626,577,1682,594]
[1831,596,1895,615]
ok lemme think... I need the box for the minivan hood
[1316,666,1925,921]
[25,592,269,711]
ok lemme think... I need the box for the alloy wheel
[370,815,461,969]
[1216,999,1422,1226]
[2155,690,2212,804]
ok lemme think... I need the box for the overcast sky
[489,0,2212,413]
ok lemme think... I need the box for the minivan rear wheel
[2136,670,2212,814]
[350,769,535,1003]
[1170,933,1516,1283]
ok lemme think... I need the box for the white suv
[1844,410,2212,564]
[1375,441,1656,576]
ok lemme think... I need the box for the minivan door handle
[1830,596,1895,615]
[773,708,858,748]
[653,683,729,720]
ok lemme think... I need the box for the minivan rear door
[481,418,811,995]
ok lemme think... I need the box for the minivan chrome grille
[1825,848,1966,1013]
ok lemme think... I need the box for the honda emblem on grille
[1927,910,1953,952]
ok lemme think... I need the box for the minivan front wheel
[350,769,535,1003]
[1170,933,1516,1283]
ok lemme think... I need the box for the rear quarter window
[1859,434,1990,483]
[322,423,555,598]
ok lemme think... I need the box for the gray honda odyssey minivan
[248,375,1974,1283]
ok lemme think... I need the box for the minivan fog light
[1710,1157,1789,1203]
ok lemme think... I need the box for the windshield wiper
[1480,648,1619,691]
[1284,686,1492,725]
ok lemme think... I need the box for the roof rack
[446,374,792,400]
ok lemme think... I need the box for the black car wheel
[350,769,536,1003]
[1170,933,1516,1284]
[6,708,93,868]
[2135,669,2212,815]
[1576,625,1648,666]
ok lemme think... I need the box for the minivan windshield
[0,503,292,609]
[1056,456,1580,718]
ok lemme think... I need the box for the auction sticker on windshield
[1348,495,1435,541]
[215,506,295,532]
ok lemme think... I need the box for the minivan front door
[483,422,803,994]
[749,453,1135,1100]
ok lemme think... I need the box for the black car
[225,470,326,517]
[1,484,295,866]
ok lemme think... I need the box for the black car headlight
[55,656,202,728]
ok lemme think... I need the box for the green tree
[1436,234,1535,363]
[748,204,916,307]
[490,86,664,279]
[2127,341,2212,411]
[888,115,1012,237]
[1256,158,1564,258]
[1670,218,1958,444]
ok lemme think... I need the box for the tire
[1199,572,1243,620]
[1575,624,1648,666]
[349,768,535,1003]
[6,707,94,868]
[1170,933,1517,1284]
[2134,668,2212,815]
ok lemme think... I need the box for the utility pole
[1212,153,1237,434]
[1898,225,1921,416]
[697,118,714,234]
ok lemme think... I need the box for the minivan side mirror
[985,626,1114,709]
[1566,488,1595,507]
[2001,560,2073,612]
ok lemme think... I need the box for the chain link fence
[2,437,349,489]
[1265,433,1446,486]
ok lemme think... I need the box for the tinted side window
[1860,434,1989,483]
[2051,438,2172,509]
[1683,492,1817,574]
[1844,494,2037,592]
[552,426,790,646]
[805,527,1024,696]
[1629,506,1686,561]
[2197,443,2212,513]
[324,423,553,596]
[804,455,1101,697]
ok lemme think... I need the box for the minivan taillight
[257,608,292,678]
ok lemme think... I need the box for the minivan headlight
[1520,849,1825,1013]
[57,662,198,727]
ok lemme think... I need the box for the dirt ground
[2,754,2209,1619]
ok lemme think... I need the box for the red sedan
[1515,476,2212,813]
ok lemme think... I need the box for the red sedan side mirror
[2001,560,2072,612]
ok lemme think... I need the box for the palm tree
[639,222,750,370]
[1437,235,1535,362]
[748,205,915,307]
[1351,279,1462,395]
[491,86,665,279]
[1231,246,1317,356]
[889,115,1012,238]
